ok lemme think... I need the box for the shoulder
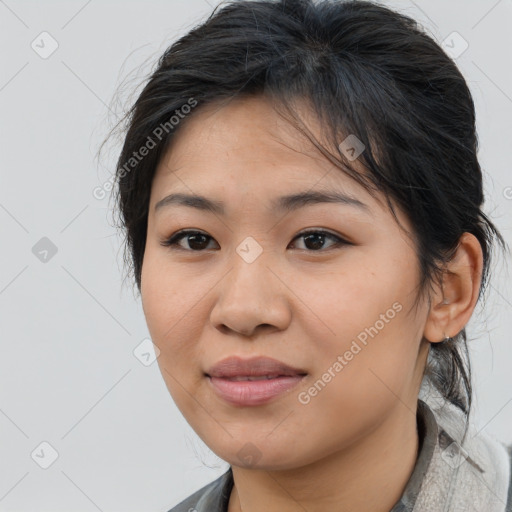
[418,397,512,510]
[165,469,233,512]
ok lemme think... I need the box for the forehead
[149,95,407,229]
[154,95,368,193]
[147,96,416,244]
[159,96,325,167]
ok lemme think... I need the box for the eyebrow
[154,190,372,216]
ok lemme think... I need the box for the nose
[209,251,292,338]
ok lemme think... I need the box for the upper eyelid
[167,228,344,240]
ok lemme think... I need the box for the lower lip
[207,375,306,406]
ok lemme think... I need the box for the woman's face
[141,95,431,470]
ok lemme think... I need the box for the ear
[423,233,484,344]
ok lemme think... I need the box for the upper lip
[206,356,307,378]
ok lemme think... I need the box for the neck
[228,402,420,512]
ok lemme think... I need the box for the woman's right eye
[160,230,219,251]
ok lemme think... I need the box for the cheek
[294,254,421,401]
[292,314,420,453]
[141,250,204,372]
[293,256,410,347]
[142,259,207,416]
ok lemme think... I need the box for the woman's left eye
[160,229,350,252]
[288,229,349,251]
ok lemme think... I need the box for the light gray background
[0,0,511,510]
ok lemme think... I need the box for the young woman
[111,0,511,510]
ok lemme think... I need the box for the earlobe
[422,233,483,344]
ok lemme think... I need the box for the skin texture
[140,95,483,512]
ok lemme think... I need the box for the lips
[205,355,307,379]
[205,356,308,406]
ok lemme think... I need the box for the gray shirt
[167,400,512,511]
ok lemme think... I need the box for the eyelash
[160,229,351,252]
